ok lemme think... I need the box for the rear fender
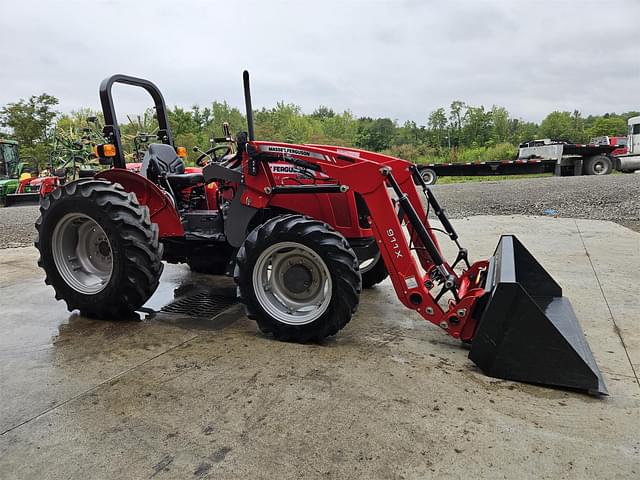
[96,169,184,237]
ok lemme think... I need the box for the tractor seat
[166,172,204,189]
[142,143,186,177]
[142,143,203,189]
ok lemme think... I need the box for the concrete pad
[574,219,640,374]
[1,216,639,479]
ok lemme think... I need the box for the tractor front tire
[235,215,361,342]
[35,180,163,319]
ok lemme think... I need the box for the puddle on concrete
[0,263,244,435]
[0,262,240,363]
[47,264,241,345]
[139,264,198,312]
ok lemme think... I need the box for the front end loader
[34,72,606,395]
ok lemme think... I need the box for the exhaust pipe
[470,235,607,395]
[243,70,255,142]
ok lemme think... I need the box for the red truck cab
[591,135,628,156]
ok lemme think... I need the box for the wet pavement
[0,216,639,479]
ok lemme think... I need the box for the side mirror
[87,116,97,123]
[54,167,66,178]
[98,157,113,166]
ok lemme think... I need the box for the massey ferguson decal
[259,144,328,161]
[337,149,360,158]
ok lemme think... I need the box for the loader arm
[307,144,449,272]
[241,141,487,341]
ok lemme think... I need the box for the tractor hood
[27,177,47,186]
[0,178,18,190]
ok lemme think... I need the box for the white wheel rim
[252,241,332,326]
[51,213,113,294]
[422,170,435,185]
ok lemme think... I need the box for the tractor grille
[160,292,237,318]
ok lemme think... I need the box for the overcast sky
[1,0,638,124]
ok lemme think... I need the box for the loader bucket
[4,193,41,207]
[469,235,607,395]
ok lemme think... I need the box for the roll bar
[98,74,174,168]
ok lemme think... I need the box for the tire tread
[35,180,163,319]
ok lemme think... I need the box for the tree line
[1,93,637,168]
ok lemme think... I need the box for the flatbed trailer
[417,158,556,184]
[416,140,630,185]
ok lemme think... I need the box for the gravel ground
[433,173,640,233]
[0,205,41,249]
[0,173,638,249]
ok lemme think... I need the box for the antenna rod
[243,70,255,141]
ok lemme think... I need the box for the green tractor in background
[0,140,34,205]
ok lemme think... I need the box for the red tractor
[35,73,606,394]
[7,174,61,205]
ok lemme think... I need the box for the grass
[436,173,553,184]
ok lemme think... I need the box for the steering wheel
[196,145,233,167]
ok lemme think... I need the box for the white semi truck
[614,116,640,172]
[418,116,640,184]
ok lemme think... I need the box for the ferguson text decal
[268,162,328,179]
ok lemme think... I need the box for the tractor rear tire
[235,214,361,342]
[35,179,163,319]
[361,254,388,288]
